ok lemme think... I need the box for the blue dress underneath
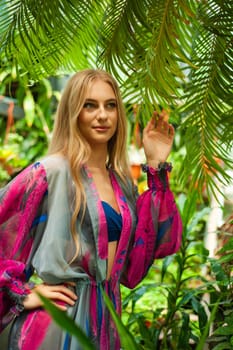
[101,201,122,241]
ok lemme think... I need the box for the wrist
[147,161,160,169]
[142,162,172,173]
[141,162,172,191]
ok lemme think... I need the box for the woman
[0,69,182,350]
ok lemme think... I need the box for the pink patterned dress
[0,155,182,350]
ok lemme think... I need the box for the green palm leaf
[97,0,196,106]
[0,0,232,196]
[0,0,103,78]
[179,0,233,196]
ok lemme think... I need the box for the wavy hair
[48,69,131,258]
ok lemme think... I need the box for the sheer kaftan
[0,155,182,350]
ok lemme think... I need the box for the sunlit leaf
[38,294,96,350]
[101,288,141,350]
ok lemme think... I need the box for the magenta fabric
[0,156,182,349]
[0,162,48,331]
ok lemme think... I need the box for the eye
[83,102,96,109]
[106,101,117,110]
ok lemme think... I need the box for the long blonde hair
[48,69,131,258]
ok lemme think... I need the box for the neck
[86,145,108,171]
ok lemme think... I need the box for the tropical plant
[121,191,210,349]
[0,66,59,185]
[38,294,97,350]
[121,192,233,350]
[0,1,232,349]
[0,0,232,196]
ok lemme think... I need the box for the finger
[168,124,175,137]
[153,112,161,127]
[56,305,67,311]
[64,281,76,287]
[52,301,68,311]
[160,110,169,122]
[49,285,78,300]
[35,292,69,311]
[153,111,160,121]
[144,118,155,133]
[162,121,169,132]
[49,292,77,306]
[35,284,78,304]
[155,117,165,131]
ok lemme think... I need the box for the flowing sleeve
[121,166,182,289]
[0,162,48,332]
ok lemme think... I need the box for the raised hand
[142,111,175,168]
[23,282,78,311]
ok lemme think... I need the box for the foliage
[0,1,232,349]
[205,239,233,350]
[101,288,140,349]
[0,0,232,195]
[121,191,209,349]
[0,133,28,184]
[120,191,233,349]
[0,0,101,77]
[0,67,59,185]
[38,294,97,350]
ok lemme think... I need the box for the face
[78,79,118,148]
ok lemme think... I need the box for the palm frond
[97,0,196,108]
[0,0,232,196]
[179,0,233,196]
[0,0,103,79]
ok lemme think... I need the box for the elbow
[154,235,182,259]
[121,278,141,290]
[120,266,150,289]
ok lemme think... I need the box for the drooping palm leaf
[97,0,196,105]
[97,0,232,197]
[0,0,232,196]
[0,0,104,79]
[179,0,233,196]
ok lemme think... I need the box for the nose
[97,105,107,120]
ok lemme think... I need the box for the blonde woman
[0,69,182,350]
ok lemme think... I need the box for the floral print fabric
[0,155,182,349]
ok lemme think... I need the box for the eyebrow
[84,98,117,102]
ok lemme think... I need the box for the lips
[93,126,110,131]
